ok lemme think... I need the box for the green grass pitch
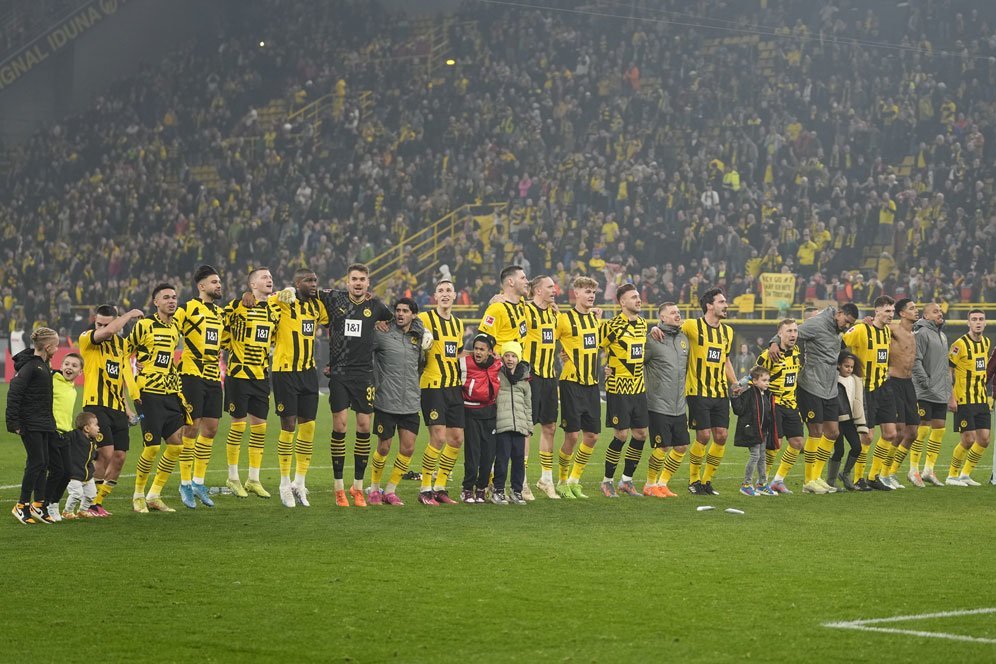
[2,384,995,661]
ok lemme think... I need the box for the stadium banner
[759,272,795,311]
[0,0,130,91]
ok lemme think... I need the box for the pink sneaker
[417,491,438,506]
[383,492,405,506]
[367,489,383,505]
[89,505,112,517]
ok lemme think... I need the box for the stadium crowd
[3,0,996,341]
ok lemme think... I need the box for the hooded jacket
[6,348,56,433]
[912,318,952,403]
[731,385,778,449]
[496,362,533,436]
[461,354,500,419]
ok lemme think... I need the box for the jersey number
[345,319,362,338]
[706,348,722,363]
[366,386,376,403]
[154,351,172,368]
[205,328,220,347]
[444,341,458,358]
[541,328,554,345]
[254,327,270,343]
[876,349,888,363]
[105,360,120,378]
[583,333,597,350]
[302,320,315,337]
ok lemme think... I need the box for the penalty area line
[824,607,996,644]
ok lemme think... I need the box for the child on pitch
[731,366,778,496]
[63,412,102,518]
[43,353,85,522]
[493,341,533,505]
[827,352,868,491]
[459,333,501,503]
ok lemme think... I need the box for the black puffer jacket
[5,348,56,434]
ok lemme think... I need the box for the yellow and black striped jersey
[419,309,465,389]
[224,298,281,380]
[78,328,137,412]
[949,333,991,405]
[478,299,527,347]
[271,295,329,373]
[757,345,800,408]
[681,318,734,398]
[174,299,224,382]
[126,314,182,395]
[557,308,603,386]
[602,313,647,395]
[523,302,558,379]
[843,322,891,392]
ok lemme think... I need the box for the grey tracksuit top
[644,324,689,416]
[912,318,952,403]
[796,307,844,400]
[372,319,425,415]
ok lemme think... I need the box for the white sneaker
[885,475,905,489]
[922,469,944,486]
[945,475,967,487]
[908,468,925,488]
[279,484,296,507]
[291,483,311,506]
[803,480,829,494]
[46,503,63,522]
[535,478,560,499]
[958,474,981,487]
[520,483,535,501]
[814,478,837,493]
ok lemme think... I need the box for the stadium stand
[2,0,996,341]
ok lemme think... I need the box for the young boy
[494,341,533,505]
[45,353,85,522]
[63,412,102,518]
[460,333,501,503]
[732,366,778,496]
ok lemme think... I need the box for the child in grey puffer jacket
[493,341,533,505]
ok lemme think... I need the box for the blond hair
[31,327,58,347]
[572,275,599,291]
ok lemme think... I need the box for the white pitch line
[824,607,996,645]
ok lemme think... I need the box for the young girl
[493,341,533,505]
[829,352,869,491]
[63,412,102,518]
[732,366,778,496]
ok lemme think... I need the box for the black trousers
[19,431,51,504]
[45,435,72,505]
[494,431,526,493]
[832,420,862,462]
[463,415,496,492]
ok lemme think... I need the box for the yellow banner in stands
[760,273,795,310]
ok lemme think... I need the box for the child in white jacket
[829,352,869,491]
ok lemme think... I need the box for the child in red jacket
[459,333,501,503]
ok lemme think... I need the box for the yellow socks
[94,479,115,506]
[687,440,707,484]
[925,428,944,471]
[192,435,213,483]
[812,436,835,480]
[179,435,196,483]
[134,445,159,495]
[774,446,799,481]
[868,437,890,479]
[765,448,777,476]
[226,421,247,467]
[246,423,266,482]
[802,436,820,483]
[659,448,685,485]
[882,440,897,475]
[557,449,572,483]
[371,450,388,486]
[909,425,928,467]
[568,443,595,482]
[420,445,441,491]
[948,443,968,478]
[646,447,666,484]
[854,442,870,480]
[434,444,460,491]
[962,442,986,476]
[700,442,726,483]
[295,420,315,482]
[539,450,554,473]
[386,453,411,494]
[889,445,910,476]
[277,428,294,479]
[148,444,181,498]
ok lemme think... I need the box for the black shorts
[531,375,559,425]
[917,400,947,423]
[890,377,920,426]
[421,387,465,428]
[775,404,805,440]
[687,395,730,431]
[374,410,421,439]
[559,381,601,434]
[138,392,186,446]
[329,372,375,414]
[84,405,130,452]
[864,381,898,428]
[181,375,223,420]
[648,411,690,448]
[605,392,649,430]
[955,403,991,433]
[225,376,270,420]
[271,370,319,421]
[797,387,840,425]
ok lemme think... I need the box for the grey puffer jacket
[496,362,533,436]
